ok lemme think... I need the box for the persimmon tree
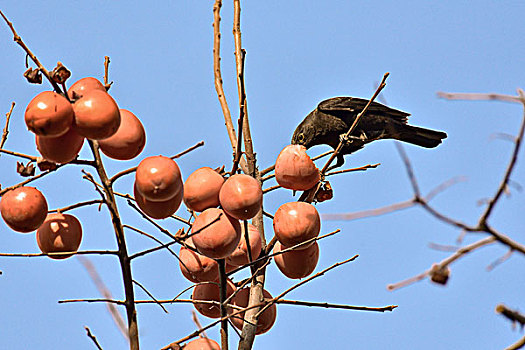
[0,2,524,350]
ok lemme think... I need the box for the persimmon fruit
[0,187,48,233]
[219,174,262,220]
[98,109,146,160]
[25,91,74,137]
[191,208,241,259]
[36,127,84,164]
[135,155,183,202]
[226,223,262,267]
[36,213,83,259]
[192,278,236,318]
[275,144,320,191]
[273,241,319,279]
[183,167,224,212]
[273,201,320,249]
[72,89,121,140]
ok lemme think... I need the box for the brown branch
[506,335,525,350]
[103,56,113,90]
[479,89,525,225]
[109,141,204,185]
[218,259,229,350]
[276,299,397,313]
[232,3,268,349]
[325,163,380,177]
[0,10,62,92]
[133,280,168,314]
[0,168,60,196]
[87,140,139,350]
[85,326,104,350]
[213,0,248,175]
[0,250,118,258]
[496,304,525,327]
[49,199,104,213]
[255,255,359,318]
[0,102,15,150]
[395,143,421,197]
[387,236,496,291]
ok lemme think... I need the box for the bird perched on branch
[291,96,447,168]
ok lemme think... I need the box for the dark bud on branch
[51,62,71,84]
[37,157,58,172]
[23,67,42,84]
[429,263,450,285]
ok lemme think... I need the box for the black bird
[291,96,447,168]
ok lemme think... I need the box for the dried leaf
[51,62,71,84]
[16,161,35,177]
[23,67,42,84]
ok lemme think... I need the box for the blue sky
[0,1,524,349]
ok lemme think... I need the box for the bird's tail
[392,124,447,148]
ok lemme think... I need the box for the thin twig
[0,102,15,150]
[85,326,104,350]
[0,10,62,92]
[320,73,390,175]
[325,163,380,177]
[133,280,168,314]
[387,236,496,291]
[109,141,204,185]
[49,199,104,213]
[255,255,359,317]
[213,0,248,174]
[276,299,397,313]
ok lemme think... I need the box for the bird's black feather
[291,96,447,168]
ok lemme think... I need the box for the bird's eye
[297,133,305,143]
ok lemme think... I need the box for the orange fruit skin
[72,90,121,140]
[273,241,319,279]
[0,187,48,233]
[183,167,224,212]
[219,174,262,220]
[25,91,74,137]
[179,240,219,283]
[99,109,146,160]
[134,184,182,219]
[273,201,320,249]
[191,208,241,259]
[226,223,262,267]
[135,155,183,202]
[37,213,83,259]
[36,127,84,163]
[67,77,106,99]
[184,338,221,350]
[230,287,277,334]
[275,144,320,191]
[192,279,236,318]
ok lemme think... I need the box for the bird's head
[291,116,316,148]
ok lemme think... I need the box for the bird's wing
[317,96,410,123]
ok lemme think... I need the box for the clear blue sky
[1,1,524,349]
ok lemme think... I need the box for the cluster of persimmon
[171,144,324,339]
[1,76,326,344]
[0,76,147,259]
